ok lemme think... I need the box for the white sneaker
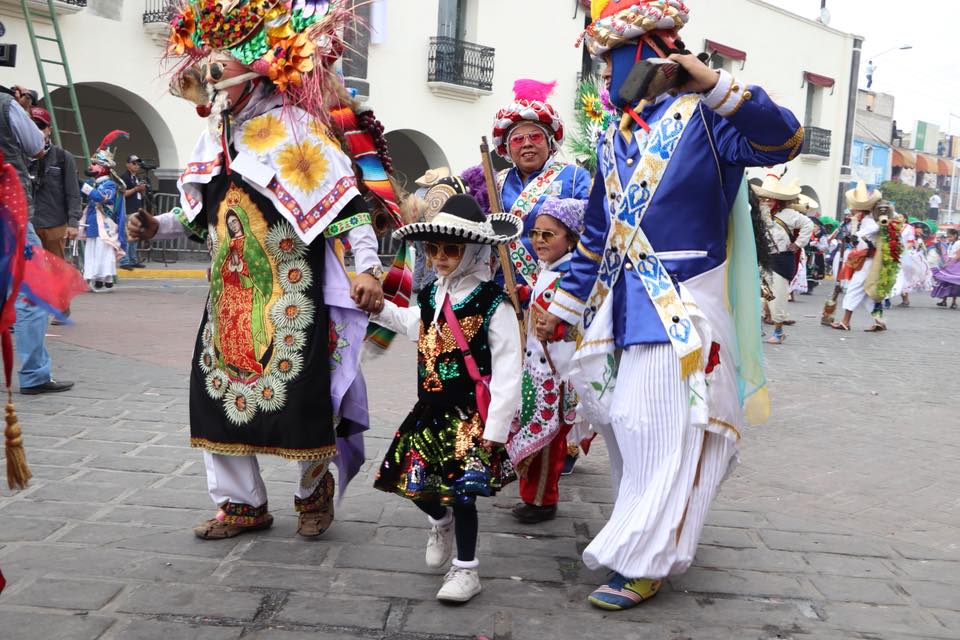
[425,514,455,569]
[436,565,482,603]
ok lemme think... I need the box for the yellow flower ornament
[277,140,329,194]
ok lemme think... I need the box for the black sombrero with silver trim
[394,194,522,245]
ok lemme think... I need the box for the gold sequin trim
[749,127,805,153]
[454,413,484,459]
[191,438,337,461]
[577,240,603,263]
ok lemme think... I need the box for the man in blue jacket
[536,0,802,610]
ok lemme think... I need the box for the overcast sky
[762,0,958,136]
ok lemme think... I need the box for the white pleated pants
[841,258,876,313]
[583,344,736,580]
[204,452,326,508]
[766,271,791,323]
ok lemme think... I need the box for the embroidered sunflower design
[265,224,307,262]
[224,382,257,425]
[270,292,315,331]
[277,140,328,193]
[255,374,286,413]
[279,257,312,292]
[206,369,229,399]
[277,328,307,353]
[272,351,303,381]
[242,113,287,154]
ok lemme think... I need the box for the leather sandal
[864,323,886,332]
[830,321,850,331]
[193,512,273,540]
[296,470,335,537]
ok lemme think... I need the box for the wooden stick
[480,137,525,351]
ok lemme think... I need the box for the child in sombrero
[371,194,523,604]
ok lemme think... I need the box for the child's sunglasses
[423,242,466,259]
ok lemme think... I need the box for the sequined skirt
[373,400,516,505]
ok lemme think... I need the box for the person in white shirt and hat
[752,175,814,344]
[831,183,886,332]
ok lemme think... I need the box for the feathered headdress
[91,130,130,169]
[166,0,358,120]
[491,79,565,159]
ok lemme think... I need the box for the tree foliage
[879,181,935,218]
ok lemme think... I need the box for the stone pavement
[0,280,958,640]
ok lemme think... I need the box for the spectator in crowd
[11,85,38,112]
[0,84,74,394]
[928,192,942,220]
[28,106,81,261]
[119,154,148,269]
[29,106,82,323]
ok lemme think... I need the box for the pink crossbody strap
[441,295,491,422]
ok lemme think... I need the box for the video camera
[136,159,158,172]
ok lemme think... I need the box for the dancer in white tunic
[892,216,932,305]
[752,175,814,345]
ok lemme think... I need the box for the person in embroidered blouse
[371,194,523,605]
[490,79,591,290]
[535,0,802,611]
[507,197,587,525]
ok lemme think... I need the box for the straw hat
[795,194,820,213]
[845,182,882,211]
[750,174,802,201]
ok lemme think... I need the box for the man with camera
[119,154,149,269]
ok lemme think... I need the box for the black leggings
[415,501,479,563]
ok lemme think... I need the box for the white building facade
[1,0,860,216]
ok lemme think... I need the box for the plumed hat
[91,130,130,169]
[845,181,882,211]
[393,194,522,246]
[583,0,689,57]
[492,79,565,159]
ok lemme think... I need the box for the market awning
[915,154,935,173]
[937,158,952,177]
[804,71,835,88]
[891,148,915,168]
[705,39,746,61]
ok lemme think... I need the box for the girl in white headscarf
[370,194,522,604]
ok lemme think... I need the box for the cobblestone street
[0,279,957,639]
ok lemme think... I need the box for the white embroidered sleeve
[153,212,191,241]
[483,301,523,444]
[370,300,422,342]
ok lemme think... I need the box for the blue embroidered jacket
[83,175,126,247]
[499,163,591,279]
[549,70,802,347]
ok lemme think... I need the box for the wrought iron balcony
[143,0,174,23]
[802,126,832,157]
[427,36,495,94]
[142,0,175,44]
